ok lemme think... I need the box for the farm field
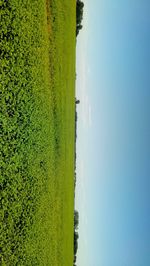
[1,0,76,265]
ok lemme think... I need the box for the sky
[75,1,150,265]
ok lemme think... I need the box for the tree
[74,231,79,258]
[74,210,79,230]
[75,99,80,104]
[74,210,79,265]
[76,0,84,36]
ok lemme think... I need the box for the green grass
[0,0,76,265]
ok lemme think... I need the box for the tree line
[74,210,79,266]
[73,99,80,265]
[74,0,84,263]
[76,0,84,36]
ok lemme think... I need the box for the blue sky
[75,1,150,265]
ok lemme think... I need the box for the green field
[1,0,76,265]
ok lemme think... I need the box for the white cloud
[82,95,92,128]
[88,104,92,127]
[75,160,87,212]
[76,29,92,129]
[75,160,88,238]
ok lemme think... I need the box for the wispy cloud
[81,94,92,128]
[75,160,87,213]
[76,35,92,129]
[75,160,88,259]
[76,0,92,129]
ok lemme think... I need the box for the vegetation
[74,210,79,266]
[73,99,80,265]
[74,99,80,188]
[76,0,84,36]
[1,0,76,265]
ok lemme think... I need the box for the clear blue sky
[75,1,150,265]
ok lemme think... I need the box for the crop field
[0,0,76,265]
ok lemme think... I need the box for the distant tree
[76,24,83,37]
[75,99,80,104]
[76,0,84,36]
[74,210,79,265]
[74,231,79,257]
[74,210,79,230]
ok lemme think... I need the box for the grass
[0,0,76,265]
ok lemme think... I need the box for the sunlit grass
[1,0,76,265]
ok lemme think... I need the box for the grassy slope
[1,0,76,265]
